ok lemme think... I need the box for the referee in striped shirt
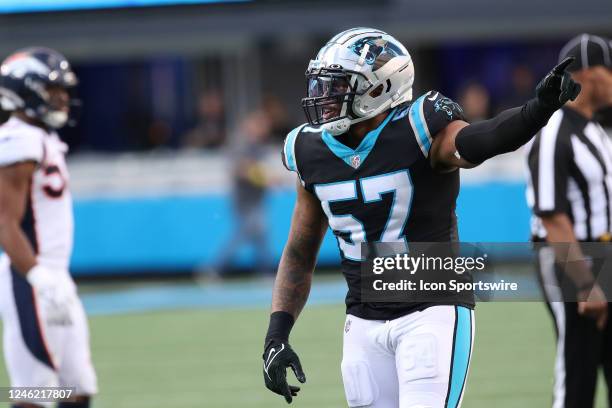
[526,34,612,408]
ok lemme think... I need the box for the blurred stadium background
[1,0,612,407]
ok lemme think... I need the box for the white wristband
[26,264,48,286]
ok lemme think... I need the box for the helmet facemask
[35,70,78,129]
[302,69,359,125]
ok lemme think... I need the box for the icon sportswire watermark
[359,242,612,302]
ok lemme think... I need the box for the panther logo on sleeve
[434,97,465,121]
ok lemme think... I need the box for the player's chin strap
[322,99,404,136]
[42,110,68,129]
[322,117,351,136]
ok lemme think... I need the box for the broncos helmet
[302,27,414,136]
[0,47,78,129]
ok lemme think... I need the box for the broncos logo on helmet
[0,47,78,129]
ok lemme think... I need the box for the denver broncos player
[262,28,580,408]
[0,48,97,408]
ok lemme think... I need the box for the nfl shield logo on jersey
[350,154,361,168]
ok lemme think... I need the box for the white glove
[27,265,77,326]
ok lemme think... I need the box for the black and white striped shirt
[526,107,612,241]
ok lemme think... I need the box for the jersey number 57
[314,170,413,261]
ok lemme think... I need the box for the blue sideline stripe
[447,306,472,408]
[81,279,348,316]
[66,182,530,275]
[0,0,249,14]
[79,276,538,316]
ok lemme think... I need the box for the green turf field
[0,302,608,407]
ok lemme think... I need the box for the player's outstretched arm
[430,57,581,170]
[0,161,39,274]
[263,179,328,404]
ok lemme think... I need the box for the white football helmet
[301,27,415,135]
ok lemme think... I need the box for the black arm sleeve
[455,98,555,165]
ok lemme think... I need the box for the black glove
[535,56,581,111]
[263,339,306,404]
[455,57,581,165]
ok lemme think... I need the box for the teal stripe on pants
[446,306,473,408]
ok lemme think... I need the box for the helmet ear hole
[369,84,384,98]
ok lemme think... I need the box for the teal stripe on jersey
[409,94,431,154]
[283,125,303,172]
[321,108,397,167]
[447,306,473,408]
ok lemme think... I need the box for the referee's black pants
[537,246,612,408]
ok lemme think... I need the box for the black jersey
[282,90,473,319]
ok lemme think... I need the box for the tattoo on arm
[271,183,327,318]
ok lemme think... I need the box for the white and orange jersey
[0,116,73,270]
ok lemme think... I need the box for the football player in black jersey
[262,27,580,407]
